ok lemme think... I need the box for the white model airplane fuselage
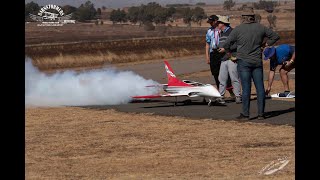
[133,60,222,106]
[163,80,221,98]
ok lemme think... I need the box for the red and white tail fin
[164,60,191,87]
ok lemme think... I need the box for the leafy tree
[62,5,77,15]
[127,6,140,24]
[168,7,176,16]
[181,7,193,26]
[127,3,176,25]
[97,8,102,16]
[25,1,40,20]
[166,4,190,8]
[192,7,205,26]
[110,9,127,24]
[267,14,277,29]
[223,0,235,11]
[102,6,106,10]
[141,2,162,23]
[153,7,169,24]
[73,1,97,22]
[253,0,278,10]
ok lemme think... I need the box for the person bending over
[263,44,295,97]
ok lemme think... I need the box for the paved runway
[83,56,295,126]
[83,97,295,126]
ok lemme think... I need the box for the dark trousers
[237,59,265,116]
[210,52,232,90]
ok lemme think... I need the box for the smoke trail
[25,58,160,107]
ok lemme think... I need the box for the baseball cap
[207,15,219,23]
[263,47,276,60]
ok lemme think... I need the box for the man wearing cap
[263,44,295,97]
[218,7,280,120]
[205,15,234,101]
[215,15,242,104]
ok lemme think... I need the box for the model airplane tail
[164,60,191,87]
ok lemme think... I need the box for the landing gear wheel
[202,98,207,104]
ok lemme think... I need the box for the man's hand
[218,48,225,53]
[265,87,271,96]
[284,60,293,68]
[206,57,210,64]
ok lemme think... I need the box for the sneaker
[279,91,290,97]
[236,113,249,121]
[235,96,242,104]
[216,97,226,104]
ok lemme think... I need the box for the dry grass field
[26,107,294,179]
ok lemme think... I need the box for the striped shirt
[206,27,220,53]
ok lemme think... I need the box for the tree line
[25,0,279,25]
[25,1,206,26]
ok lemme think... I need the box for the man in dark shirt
[219,7,280,120]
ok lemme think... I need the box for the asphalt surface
[82,56,295,127]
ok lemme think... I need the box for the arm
[266,70,275,95]
[222,28,237,51]
[205,43,210,64]
[229,41,237,52]
[219,29,238,53]
[290,51,295,62]
[265,26,280,46]
[266,60,277,95]
[285,48,295,68]
[205,31,211,64]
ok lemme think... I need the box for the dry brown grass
[26,30,294,71]
[26,107,294,179]
[30,48,198,70]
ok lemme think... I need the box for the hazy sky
[25,0,291,8]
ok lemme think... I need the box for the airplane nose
[210,86,222,97]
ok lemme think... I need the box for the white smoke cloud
[25,58,160,107]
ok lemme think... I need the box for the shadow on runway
[142,99,228,108]
[251,107,295,120]
[130,99,168,103]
